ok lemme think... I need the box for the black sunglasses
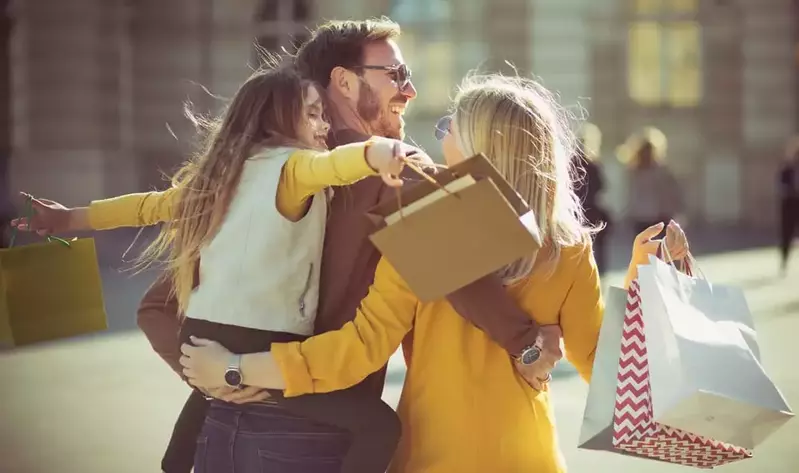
[434,115,452,141]
[354,64,412,90]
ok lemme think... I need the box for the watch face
[520,346,541,365]
[224,369,242,387]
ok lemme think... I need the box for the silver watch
[223,354,243,388]
[514,344,542,365]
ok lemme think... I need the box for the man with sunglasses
[136,17,562,472]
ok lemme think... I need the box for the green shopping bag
[0,198,107,347]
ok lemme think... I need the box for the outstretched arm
[11,188,176,233]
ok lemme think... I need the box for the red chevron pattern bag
[610,280,752,469]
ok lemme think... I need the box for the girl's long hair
[137,65,316,313]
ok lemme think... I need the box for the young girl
[14,65,411,473]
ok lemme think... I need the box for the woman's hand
[632,220,689,265]
[180,337,233,390]
[624,220,689,289]
[10,192,90,234]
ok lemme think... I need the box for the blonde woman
[181,74,689,472]
[619,127,683,235]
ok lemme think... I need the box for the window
[390,0,454,115]
[627,0,702,107]
[252,0,311,62]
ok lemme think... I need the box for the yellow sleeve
[277,141,377,219]
[560,244,604,382]
[272,257,418,397]
[87,188,177,230]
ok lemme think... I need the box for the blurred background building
[3,0,798,227]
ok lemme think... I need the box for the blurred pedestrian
[620,127,683,237]
[573,122,612,274]
[778,136,799,275]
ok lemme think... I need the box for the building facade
[6,0,799,227]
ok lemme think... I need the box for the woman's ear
[329,66,357,100]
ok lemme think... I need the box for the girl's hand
[366,138,407,187]
[10,192,89,234]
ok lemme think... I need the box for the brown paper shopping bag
[0,215,107,348]
[366,153,542,302]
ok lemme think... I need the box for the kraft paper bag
[636,255,793,450]
[366,153,541,302]
[0,237,108,348]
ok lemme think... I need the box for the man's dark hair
[294,17,401,89]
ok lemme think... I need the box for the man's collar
[327,129,371,148]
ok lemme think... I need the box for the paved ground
[0,227,797,472]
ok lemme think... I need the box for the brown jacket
[136,129,539,395]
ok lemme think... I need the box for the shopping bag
[579,287,640,451]
[366,153,542,301]
[635,255,793,450]
[612,278,754,468]
[0,202,107,347]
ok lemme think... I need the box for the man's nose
[401,80,417,100]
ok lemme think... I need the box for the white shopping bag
[611,280,752,468]
[636,255,793,450]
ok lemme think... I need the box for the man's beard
[357,80,403,139]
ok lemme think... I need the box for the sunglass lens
[398,65,411,88]
[434,115,452,140]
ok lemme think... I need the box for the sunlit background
[1,0,798,472]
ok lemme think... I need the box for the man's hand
[199,385,271,404]
[514,325,564,392]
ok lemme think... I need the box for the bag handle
[392,156,458,222]
[656,239,703,279]
[8,194,71,249]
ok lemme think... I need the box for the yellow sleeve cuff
[87,199,122,230]
[272,342,315,397]
[332,139,379,181]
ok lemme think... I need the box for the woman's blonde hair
[451,74,592,285]
[617,126,668,169]
[137,65,318,313]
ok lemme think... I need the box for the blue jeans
[195,400,350,473]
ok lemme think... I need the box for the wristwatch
[224,354,243,389]
[513,344,542,366]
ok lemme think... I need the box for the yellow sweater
[86,142,375,228]
[272,247,604,473]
